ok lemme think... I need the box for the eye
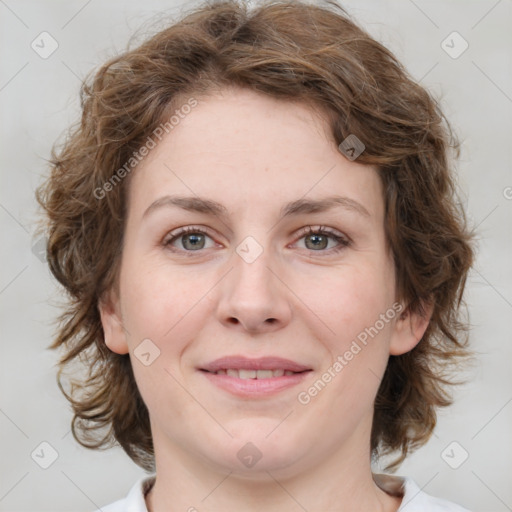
[162,225,351,256]
[293,226,351,254]
[163,226,217,253]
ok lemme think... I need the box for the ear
[389,299,434,356]
[98,289,129,355]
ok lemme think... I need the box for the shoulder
[93,476,155,512]
[399,477,471,511]
[374,473,471,512]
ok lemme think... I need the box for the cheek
[122,264,206,417]
[307,265,394,346]
[321,273,395,400]
[120,258,206,341]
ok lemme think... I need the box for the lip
[200,356,311,373]
[199,356,312,398]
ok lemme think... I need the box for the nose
[214,241,292,334]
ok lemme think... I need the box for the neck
[145,423,402,511]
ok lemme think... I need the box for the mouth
[198,356,312,397]
[204,368,300,378]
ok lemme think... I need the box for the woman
[36,1,475,510]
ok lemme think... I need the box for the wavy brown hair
[36,0,475,472]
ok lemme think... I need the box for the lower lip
[200,370,311,398]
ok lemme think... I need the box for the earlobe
[389,300,434,356]
[98,291,129,355]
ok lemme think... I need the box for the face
[100,87,428,479]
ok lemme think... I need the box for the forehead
[127,87,383,220]
[155,88,336,161]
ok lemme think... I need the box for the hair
[36,0,475,472]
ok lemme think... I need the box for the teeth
[239,369,257,379]
[215,369,295,379]
[255,370,273,379]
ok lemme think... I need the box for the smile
[208,369,299,378]
[198,356,312,397]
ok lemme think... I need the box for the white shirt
[96,474,471,511]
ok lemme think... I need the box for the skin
[100,86,431,512]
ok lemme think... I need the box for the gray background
[1,0,511,510]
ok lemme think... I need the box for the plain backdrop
[1,0,511,510]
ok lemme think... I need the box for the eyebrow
[142,194,371,221]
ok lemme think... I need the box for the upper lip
[200,356,311,373]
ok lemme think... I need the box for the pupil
[306,234,327,250]
[184,234,204,250]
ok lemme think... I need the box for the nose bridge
[235,235,274,290]
[215,232,291,332]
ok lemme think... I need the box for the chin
[214,424,308,476]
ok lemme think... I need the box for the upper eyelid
[296,225,348,238]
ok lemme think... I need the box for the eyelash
[162,225,351,256]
